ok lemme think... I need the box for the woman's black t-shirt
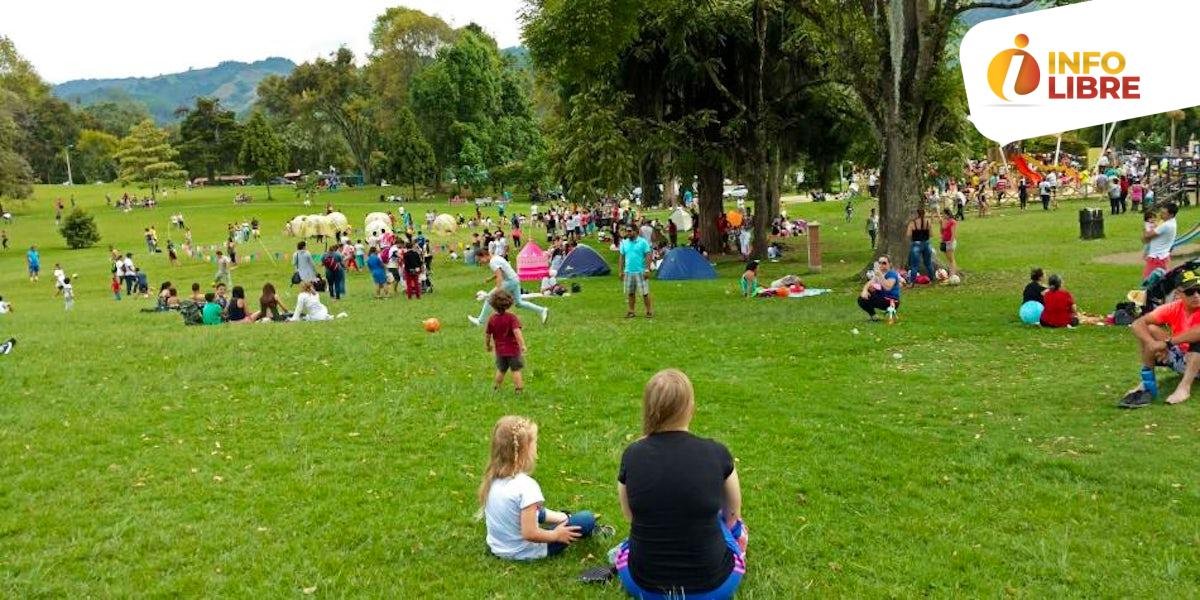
[619,431,735,593]
[1023,282,1046,305]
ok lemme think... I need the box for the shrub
[59,209,101,249]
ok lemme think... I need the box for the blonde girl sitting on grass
[480,416,601,560]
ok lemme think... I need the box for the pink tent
[517,242,550,282]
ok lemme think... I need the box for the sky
[3,0,526,83]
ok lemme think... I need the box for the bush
[59,209,101,249]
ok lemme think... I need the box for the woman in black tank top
[906,207,935,280]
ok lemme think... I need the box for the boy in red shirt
[1122,270,1200,408]
[485,290,527,393]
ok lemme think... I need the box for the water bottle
[886,303,897,325]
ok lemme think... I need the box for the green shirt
[201,302,223,325]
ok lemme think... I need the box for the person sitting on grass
[225,286,252,324]
[485,290,527,393]
[1039,275,1078,328]
[201,293,223,325]
[1120,269,1200,408]
[189,282,204,304]
[740,261,761,297]
[1022,268,1046,306]
[290,281,333,322]
[858,256,901,320]
[253,283,289,322]
[480,415,599,561]
[615,369,747,598]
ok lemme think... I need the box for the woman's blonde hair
[642,369,695,435]
[299,281,315,293]
[478,416,539,506]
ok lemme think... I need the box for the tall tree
[283,48,378,183]
[0,90,33,199]
[381,106,435,200]
[366,7,458,128]
[796,0,1071,261]
[410,28,542,193]
[176,97,242,183]
[114,119,186,198]
[75,129,120,183]
[239,112,288,200]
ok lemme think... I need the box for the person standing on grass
[485,290,526,393]
[469,247,548,327]
[402,242,423,300]
[321,245,345,301]
[1039,177,1053,211]
[61,277,74,311]
[1143,202,1178,280]
[906,207,935,281]
[122,253,137,296]
[367,247,389,298]
[26,245,40,282]
[2,229,9,250]
[866,208,879,250]
[615,369,747,599]
[214,251,232,288]
[939,208,959,277]
[1120,269,1200,408]
[479,415,599,561]
[619,226,654,319]
[292,241,317,284]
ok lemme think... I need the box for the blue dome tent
[657,247,716,280]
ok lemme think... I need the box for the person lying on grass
[616,369,747,599]
[1121,269,1200,408]
[480,415,599,561]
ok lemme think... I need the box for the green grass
[0,184,1197,597]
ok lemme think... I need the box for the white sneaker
[468,315,480,327]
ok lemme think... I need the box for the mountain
[53,57,296,124]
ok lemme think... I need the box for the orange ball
[423,318,441,333]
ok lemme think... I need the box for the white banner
[960,0,1200,145]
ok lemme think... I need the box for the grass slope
[0,185,1197,597]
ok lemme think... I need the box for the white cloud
[3,0,525,83]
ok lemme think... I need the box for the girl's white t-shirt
[484,473,547,560]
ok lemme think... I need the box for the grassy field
[0,183,1197,597]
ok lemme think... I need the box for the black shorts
[388,267,401,281]
[495,355,524,372]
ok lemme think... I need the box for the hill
[52,57,296,124]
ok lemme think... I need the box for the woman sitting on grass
[1040,274,1079,328]
[616,369,747,599]
[480,415,599,560]
[253,283,290,322]
[290,281,332,322]
[225,286,252,324]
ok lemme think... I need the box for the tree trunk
[266,180,273,200]
[640,154,662,207]
[877,118,924,264]
[698,160,724,253]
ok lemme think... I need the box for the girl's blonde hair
[478,416,539,506]
[642,369,695,435]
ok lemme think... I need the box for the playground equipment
[1148,155,1200,207]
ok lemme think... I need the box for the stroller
[1143,259,1200,311]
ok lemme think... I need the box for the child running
[480,415,599,561]
[485,290,526,393]
[61,277,74,311]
